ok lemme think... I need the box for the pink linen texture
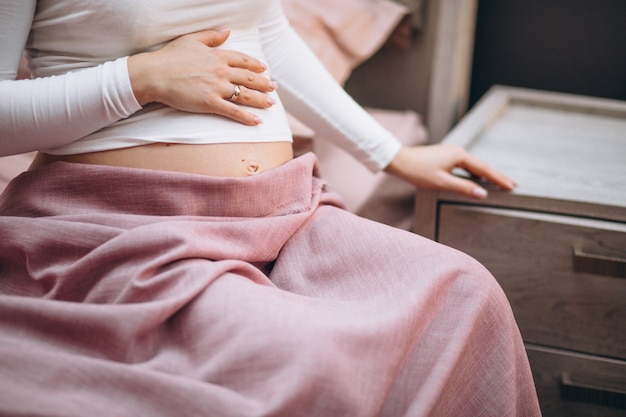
[0,153,541,416]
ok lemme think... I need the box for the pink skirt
[0,153,540,416]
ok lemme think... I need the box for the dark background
[469,0,626,107]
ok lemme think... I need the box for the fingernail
[267,97,275,106]
[253,116,263,125]
[270,81,278,90]
[218,27,230,33]
[473,187,488,199]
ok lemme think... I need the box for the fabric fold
[0,154,540,416]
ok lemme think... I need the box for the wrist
[127,52,157,106]
[383,146,410,178]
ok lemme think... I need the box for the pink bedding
[0,153,541,416]
[0,152,34,193]
[282,0,408,85]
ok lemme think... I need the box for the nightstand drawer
[526,344,626,416]
[437,204,626,359]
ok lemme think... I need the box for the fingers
[222,51,268,74]
[210,99,263,126]
[184,30,268,74]
[444,147,515,199]
[458,152,516,191]
[220,83,271,125]
[228,66,276,93]
[438,173,490,200]
[187,31,277,102]
[225,84,276,109]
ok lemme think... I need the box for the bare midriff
[29,141,294,177]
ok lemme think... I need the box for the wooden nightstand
[414,86,626,416]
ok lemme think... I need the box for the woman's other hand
[128,29,276,126]
[384,144,516,199]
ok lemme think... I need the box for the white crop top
[0,0,402,171]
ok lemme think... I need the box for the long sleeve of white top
[0,1,142,157]
[0,0,402,171]
[258,1,402,171]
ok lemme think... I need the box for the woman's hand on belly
[128,29,277,126]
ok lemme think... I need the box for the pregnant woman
[0,1,540,416]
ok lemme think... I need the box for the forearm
[0,58,141,157]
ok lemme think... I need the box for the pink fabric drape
[282,0,408,85]
[0,154,541,416]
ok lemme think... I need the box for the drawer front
[437,204,626,359]
[526,344,626,417]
